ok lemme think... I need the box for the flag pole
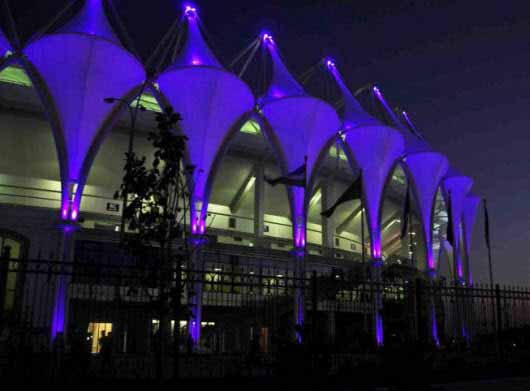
[484,199,494,287]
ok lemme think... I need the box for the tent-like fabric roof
[259,40,340,243]
[156,9,254,232]
[57,0,120,45]
[23,0,145,220]
[329,65,404,259]
[404,152,449,269]
[0,29,11,58]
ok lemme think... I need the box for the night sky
[5,0,530,285]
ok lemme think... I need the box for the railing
[0,258,529,381]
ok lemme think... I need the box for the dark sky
[6,0,530,285]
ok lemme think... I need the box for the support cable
[108,0,142,62]
[27,0,78,44]
[229,36,260,71]
[2,0,21,51]
[146,17,181,75]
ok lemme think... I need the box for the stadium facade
[0,1,483,351]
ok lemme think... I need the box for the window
[0,231,26,313]
[87,322,113,353]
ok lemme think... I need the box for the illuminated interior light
[309,189,322,208]
[244,177,256,193]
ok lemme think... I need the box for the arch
[23,32,146,221]
[15,56,69,211]
[402,151,449,271]
[432,187,450,279]
[380,161,427,268]
[156,66,255,233]
[339,125,405,259]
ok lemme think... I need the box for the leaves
[115,105,189,252]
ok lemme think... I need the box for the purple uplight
[184,4,198,18]
[261,32,273,44]
[294,223,306,248]
[375,312,384,346]
[191,57,201,65]
[70,208,78,221]
[51,277,67,338]
[189,320,199,343]
[324,57,336,69]
[431,307,440,347]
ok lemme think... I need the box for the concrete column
[293,249,305,343]
[254,162,265,242]
[188,236,205,348]
[372,261,384,347]
[50,221,77,342]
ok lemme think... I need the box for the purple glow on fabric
[443,175,473,280]
[343,126,404,260]
[327,64,377,129]
[405,152,449,269]
[158,70,253,214]
[261,98,340,221]
[261,42,305,103]
[171,13,221,69]
[25,5,145,219]
[462,195,481,283]
[375,312,384,346]
[158,12,252,219]
[0,29,10,58]
[57,0,120,45]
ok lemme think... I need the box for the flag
[400,184,411,240]
[264,163,306,188]
[321,173,362,218]
[483,199,491,251]
[446,191,454,247]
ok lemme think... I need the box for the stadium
[0,0,494,362]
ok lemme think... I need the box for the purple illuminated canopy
[404,152,449,270]
[23,0,146,221]
[327,64,376,130]
[328,63,405,259]
[259,40,340,246]
[343,126,404,259]
[171,7,221,69]
[157,7,254,232]
[0,29,11,58]
[58,0,120,45]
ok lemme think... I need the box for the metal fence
[0,257,529,381]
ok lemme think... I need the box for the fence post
[495,284,503,361]
[311,270,318,346]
